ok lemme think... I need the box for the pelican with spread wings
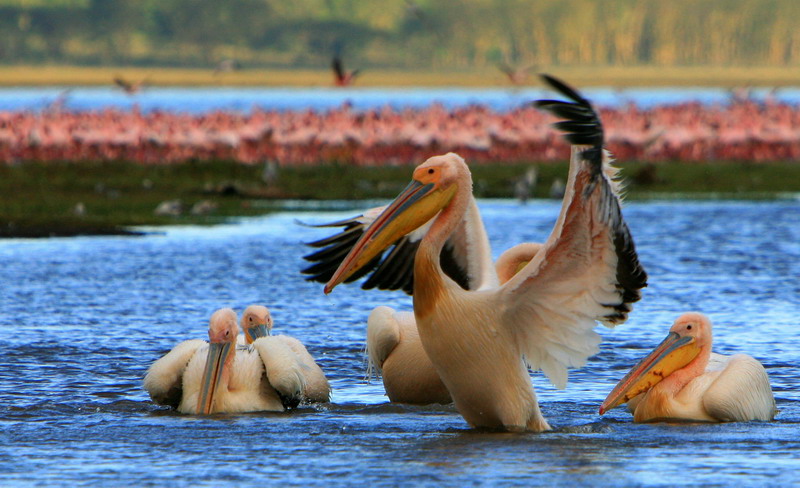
[323,75,648,431]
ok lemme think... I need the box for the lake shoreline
[2,160,799,238]
[4,65,800,88]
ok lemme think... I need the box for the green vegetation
[2,0,800,71]
[2,160,798,237]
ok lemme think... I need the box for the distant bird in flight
[497,61,535,86]
[113,75,147,95]
[214,59,240,76]
[332,56,360,87]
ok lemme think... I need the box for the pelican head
[197,308,239,414]
[241,305,273,344]
[599,312,711,414]
[324,153,468,293]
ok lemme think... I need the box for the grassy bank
[3,65,800,88]
[1,160,798,238]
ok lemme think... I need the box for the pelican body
[366,244,545,405]
[600,312,776,423]
[143,307,326,414]
[324,75,648,431]
[240,305,331,403]
[305,190,543,405]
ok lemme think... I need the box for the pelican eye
[427,168,434,174]
[686,325,692,330]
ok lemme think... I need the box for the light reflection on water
[0,199,798,486]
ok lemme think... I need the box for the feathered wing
[302,196,495,294]
[252,337,307,406]
[703,354,776,421]
[366,306,403,376]
[272,335,331,403]
[143,339,206,408]
[500,75,647,389]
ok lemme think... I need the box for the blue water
[2,86,800,113]
[0,199,799,486]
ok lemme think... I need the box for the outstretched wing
[500,74,648,389]
[332,56,344,80]
[301,196,497,294]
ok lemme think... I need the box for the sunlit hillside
[2,0,800,70]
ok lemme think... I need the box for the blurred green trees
[1,0,799,68]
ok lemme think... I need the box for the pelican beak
[324,178,456,293]
[599,331,701,414]
[244,324,269,344]
[197,342,233,414]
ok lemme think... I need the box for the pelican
[599,312,776,422]
[302,191,535,405]
[143,308,309,414]
[239,304,331,403]
[365,242,543,405]
[323,74,648,431]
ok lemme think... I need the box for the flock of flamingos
[142,75,776,432]
[1,58,799,166]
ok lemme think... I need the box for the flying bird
[599,312,776,422]
[332,55,360,87]
[113,75,147,95]
[322,74,647,431]
[497,61,535,86]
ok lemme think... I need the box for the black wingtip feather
[535,74,603,151]
[539,73,590,106]
[538,74,648,323]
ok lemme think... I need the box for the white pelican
[143,308,309,414]
[239,304,331,403]
[599,312,776,422]
[365,243,544,405]
[304,193,546,406]
[323,74,648,431]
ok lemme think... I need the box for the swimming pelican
[239,304,331,403]
[599,312,776,422]
[323,74,648,431]
[143,308,308,414]
[365,242,543,405]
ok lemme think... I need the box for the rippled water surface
[1,200,798,486]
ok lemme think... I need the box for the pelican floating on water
[323,75,648,431]
[143,308,323,414]
[239,305,331,403]
[599,312,776,422]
